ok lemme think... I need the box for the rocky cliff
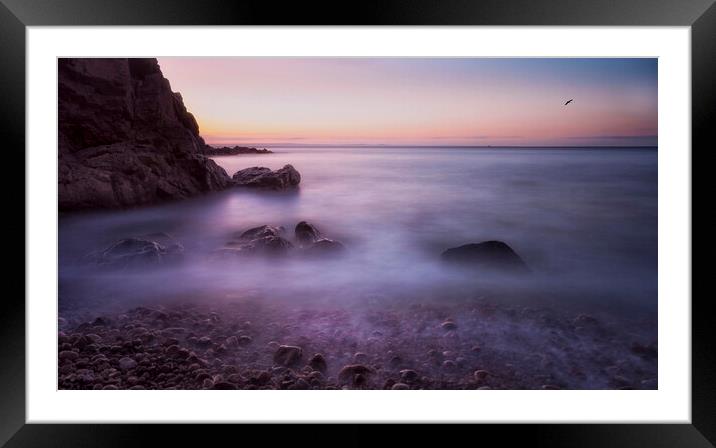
[58,58,231,210]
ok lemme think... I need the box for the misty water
[58,147,658,389]
[59,146,657,314]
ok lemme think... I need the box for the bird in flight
[564,99,574,106]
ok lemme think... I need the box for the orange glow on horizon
[158,57,657,147]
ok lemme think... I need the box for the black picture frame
[2,0,710,446]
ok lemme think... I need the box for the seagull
[564,99,574,106]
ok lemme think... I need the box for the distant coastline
[204,145,273,155]
[206,143,658,150]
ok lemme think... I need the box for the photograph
[57,56,658,391]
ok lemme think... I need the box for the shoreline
[58,295,657,390]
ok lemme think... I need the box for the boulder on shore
[232,164,301,190]
[441,241,529,272]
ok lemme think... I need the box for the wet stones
[338,364,373,385]
[237,335,253,346]
[87,237,184,269]
[353,352,369,364]
[273,345,303,367]
[630,342,657,360]
[118,357,137,370]
[216,221,346,260]
[59,350,79,362]
[473,370,489,381]
[399,369,419,383]
[308,353,328,373]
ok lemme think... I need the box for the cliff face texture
[58,58,231,211]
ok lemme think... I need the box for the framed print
[3,0,711,446]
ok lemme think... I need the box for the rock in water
[441,241,529,272]
[232,164,301,190]
[303,239,347,257]
[236,225,285,241]
[295,221,321,245]
[216,225,293,258]
[58,58,231,210]
[88,237,184,268]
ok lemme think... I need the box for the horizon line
[207,143,658,149]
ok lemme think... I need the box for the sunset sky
[157,58,657,147]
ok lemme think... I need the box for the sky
[157,58,657,147]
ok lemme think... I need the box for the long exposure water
[58,146,658,389]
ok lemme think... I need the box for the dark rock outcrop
[441,241,529,272]
[59,58,231,210]
[204,146,272,156]
[232,164,301,189]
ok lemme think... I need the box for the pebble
[391,383,410,390]
[399,369,419,383]
[338,364,373,383]
[309,353,328,373]
[353,352,369,363]
[59,350,79,361]
[118,357,137,370]
[273,345,303,366]
[238,335,253,346]
[474,370,489,381]
[196,336,212,347]
[441,320,458,331]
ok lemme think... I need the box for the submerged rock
[303,239,347,257]
[441,241,529,272]
[88,237,184,268]
[215,225,293,258]
[232,164,301,190]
